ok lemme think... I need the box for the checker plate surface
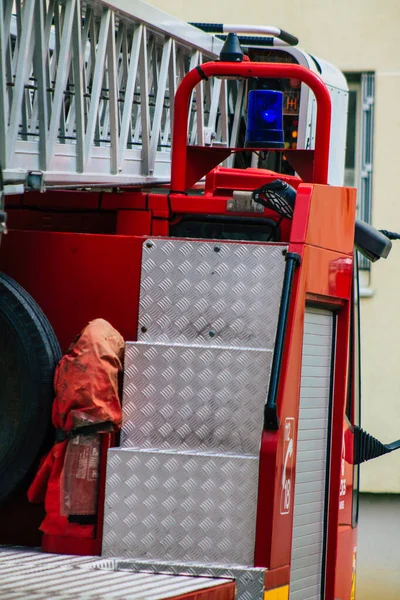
[0,549,231,599]
[103,448,260,566]
[91,558,266,600]
[138,239,286,348]
[121,343,271,455]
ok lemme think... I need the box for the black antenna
[220,33,244,62]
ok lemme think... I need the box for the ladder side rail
[98,0,222,57]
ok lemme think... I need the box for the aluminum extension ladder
[0,0,233,188]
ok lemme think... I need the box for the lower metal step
[103,448,261,566]
[91,558,267,600]
[0,548,234,599]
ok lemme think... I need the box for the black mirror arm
[353,425,400,465]
[379,229,400,241]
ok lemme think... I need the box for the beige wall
[148,0,400,491]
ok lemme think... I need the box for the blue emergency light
[245,90,285,148]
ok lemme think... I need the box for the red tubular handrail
[170,62,332,192]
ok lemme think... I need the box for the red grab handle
[170,62,332,192]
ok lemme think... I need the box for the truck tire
[0,273,61,503]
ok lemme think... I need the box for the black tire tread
[0,273,61,502]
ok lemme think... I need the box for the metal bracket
[226,191,264,213]
[204,127,217,145]
[27,171,45,192]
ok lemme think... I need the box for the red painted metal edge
[171,62,331,192]
[171,581,235,600]
[264,564,291,590]
[171,581,236,600]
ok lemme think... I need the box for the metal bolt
[214,246,221,253]
[141,326,148,333]
[226,200,235,211]
[209,330,216,338]
[255,203,264,213]
[282,248,287,256]
[146,241,153,249]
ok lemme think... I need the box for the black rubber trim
[55,421,114,442]
[189,22,224,33]
[68,514,96,524]
[196,65,208,81]
[264,252,301,430]
[217,34,276,47]
[0,273,61,503]
[277,29,299,46]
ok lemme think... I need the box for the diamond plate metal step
[89,558,267,600]
[137,239,287,349]
[0,548,233,599]
[103,448,260,566]
[121,342,272,454]
[103,239,286,572]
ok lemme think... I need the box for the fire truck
[0,0,399,598]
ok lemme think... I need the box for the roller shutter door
[289,308,335,600]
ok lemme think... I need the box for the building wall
[147,0,400,491]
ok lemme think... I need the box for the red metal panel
[0,230,144,352]
[117,210,152,236]
[291,184,357,254]
[334,525,357,600]
[204,166,302,196]
[6,208,116,234]
[255,185,356,594]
